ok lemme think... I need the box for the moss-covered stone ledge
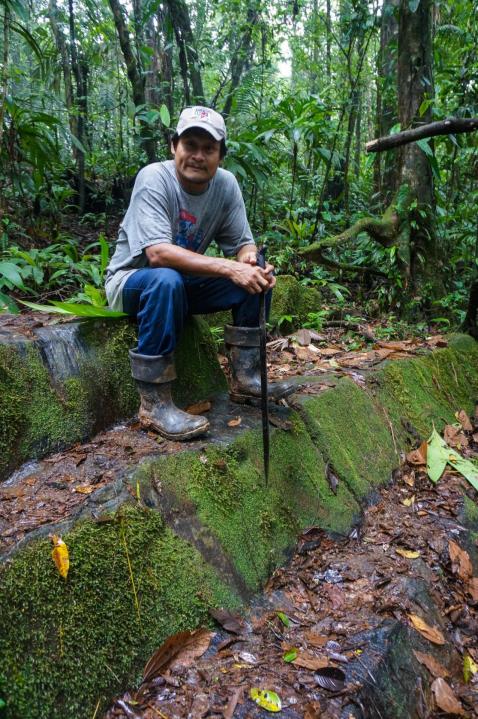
[201,274,321,332]
[0,316,226,481]
[1,337,478,719]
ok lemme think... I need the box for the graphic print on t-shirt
[175,209,204,251]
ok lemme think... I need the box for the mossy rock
[0,316,225,481]
[136,411,360,594]
[0,505,238,719]
[201,274,321,333]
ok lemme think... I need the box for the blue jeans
[123,268,271,356]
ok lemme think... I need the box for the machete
[257,247,270,484]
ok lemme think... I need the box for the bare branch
[366,117,478,153]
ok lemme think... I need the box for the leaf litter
[105,407,478,719]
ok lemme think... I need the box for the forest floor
[103,416,478,719]
[2,321,478,718]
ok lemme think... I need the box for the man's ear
[170,142,176,157]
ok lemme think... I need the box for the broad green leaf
[0,262,25,289]
[463,655,478,683]
[416,138,433,157]
[70,133,88,155]
[426,429,448,483]
[18,300,125,318]
[159,104,171,128]
[419,99,432,117]
[250,688,282,712]
[447,454,478,492]
[276,611,290,627]
[0,291,19,314]
[283,648,298,662]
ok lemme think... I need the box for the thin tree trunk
[67,0,86,212]
[108,0,157,162]
[0,2,10,152]
[326,0,331,84]
[223,3,258,117]
[167,0,204,103]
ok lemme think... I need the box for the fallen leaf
[51,535,69,579]
[407,441,428,466]
[185,400,212,415]
[444,424,468,449]
[74,484,95,495]
[227,417,242,427]
[403,473,415,487]
[396,548,420,559]
[209,607,245,634]
[413,650,449,678]
[143,629,212,682]
[283,648,298,663]
[402,495,415,507]
[463,654,478,683]
[427,429,448,482]
[408,614,446,645]
[448,540,473,582]
[431,678,465,715]
[467,577,478,601]
[276,611,290,627]
[456,410,473,432]
[293,653,330,671]
[314,667,346,692]
[250,688,281,712]
[304,631,329,648]
[224,688,242,719]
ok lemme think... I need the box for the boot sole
[139,416,210,441]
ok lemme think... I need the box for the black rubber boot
[224,325,296,404]
[129,349,209,440]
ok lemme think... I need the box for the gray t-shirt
[105,160,254,311]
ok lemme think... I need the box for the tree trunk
[397,0,438,290]
[67,0,86,213]
[108,0,157,163]
[0,2,10,152]
[222,3,258,117]
[167,0,204,103]
[376,0,400,202]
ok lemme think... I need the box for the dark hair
[171,131,227,159]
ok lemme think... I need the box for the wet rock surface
[105,460,478,719]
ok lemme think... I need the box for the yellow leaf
[396,548,420,559]
[463,655,478,683]
[408,614,446,645]
[250,688,282,712]
[402,495,415,507]
[51,535,69,579]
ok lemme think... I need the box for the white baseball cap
[176,106,227,141]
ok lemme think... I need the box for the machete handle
[256,246,266,270]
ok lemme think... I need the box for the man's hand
[233,245,275,293]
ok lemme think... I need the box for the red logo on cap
[194,108,210,120]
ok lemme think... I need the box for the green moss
[0,505,238,719]
[269,275,321,331]
[0,318,226,479]
[140,412,359,593]
[173,316,227,406]
[447,333,478,353]
[374,347,478,440]
[300,378,398,502]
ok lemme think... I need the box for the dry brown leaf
[227,417,242,427]
[170,630,213,670]
[304,632,329,648]
[403,473,415,487]
[209,607,245,634]
[317,346,341,356]
[467,577,478,602]
[444,424,468,449]
[185,400,212,415]
[292,652,330,671]
[449,540,473,582]
[431,678,465,715]
[304,701,322,719]
[406,441,427,466]
[408,614,446,645]
[456,410,473,432]
[376,340,415,351]
[413,650,449,678]
[143,629,212,682]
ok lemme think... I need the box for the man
[105,106,293,440]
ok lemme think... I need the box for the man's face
[171,129,221,193]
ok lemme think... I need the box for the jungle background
[0,0,477,335]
